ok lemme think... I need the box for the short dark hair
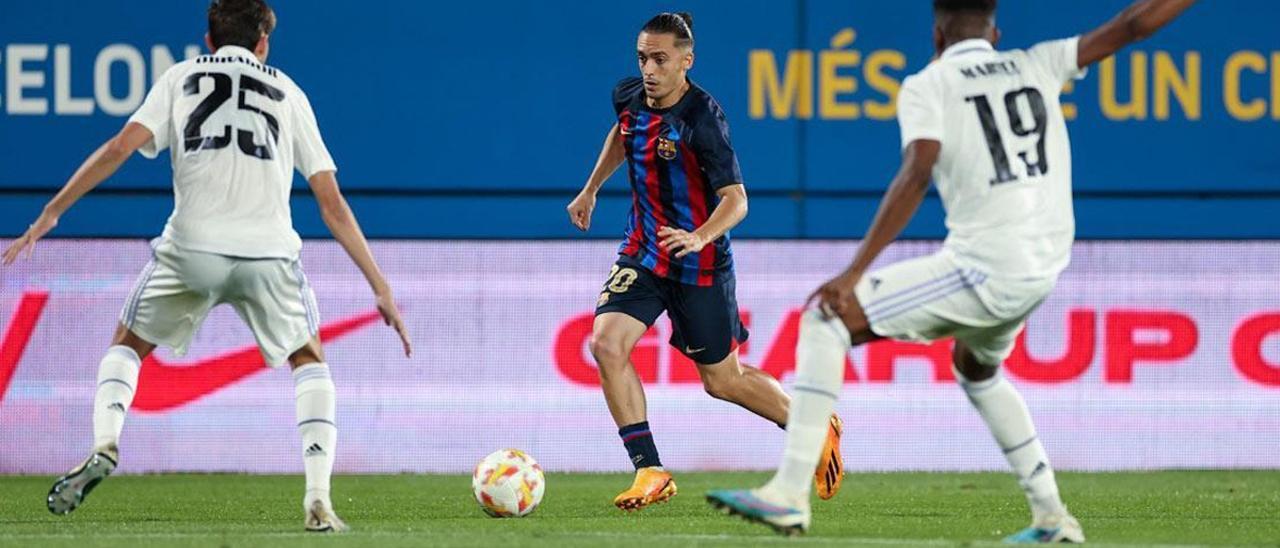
[933,0,997,15]
[208,0,276,50]
[641,12,695,49]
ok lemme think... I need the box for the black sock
[618,421,662,469]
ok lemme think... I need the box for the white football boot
[706,488,811,536]
[47,451,117,515]
[305,499,349,533]
[1005,512,1086,543]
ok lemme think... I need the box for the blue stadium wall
[1,0,1276,240]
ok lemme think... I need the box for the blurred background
[1,1,1277,475]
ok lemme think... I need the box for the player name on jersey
[195,54,280,78]
[958,59,1022,79]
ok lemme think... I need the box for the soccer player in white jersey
[1,0,411,532]
[707,0,1196,542]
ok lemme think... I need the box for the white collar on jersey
[213,45,259,61]
[941,38,995,59]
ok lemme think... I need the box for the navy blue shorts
[594,255,749,364]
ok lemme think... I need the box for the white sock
[764,310,849,503]
[294,362,337,509]
[958,369,1065,521]
[93,346,141,455]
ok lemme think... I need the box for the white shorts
[854,250,1056,366]
[120,238,320,367]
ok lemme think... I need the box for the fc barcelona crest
[656,138,677,160]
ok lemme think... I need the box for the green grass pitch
[1,471,1277,547]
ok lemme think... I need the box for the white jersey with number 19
[128,45,336,260]
[897,37,1085,280]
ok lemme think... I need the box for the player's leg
[694,351,787,426]
[591,261,671,511]
[672,273,846,500]
[93,326,155,459]
[46,325,156,515]
[591,312,651,429]
[49,240,220,515]
[760,284,881,497]
[954,325,1083,544]
[765,257,980,506]
[712,254,967,534]
[694,348,845,500]
[226,257,346,532]
[287,338,347,533]
[594,312,677,511]
[707,302,869,534]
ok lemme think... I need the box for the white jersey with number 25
[129,45,336,260]
[897,37,1085,280]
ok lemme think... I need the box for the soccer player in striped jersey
[567,12,842,512]
[707,0,1196,541]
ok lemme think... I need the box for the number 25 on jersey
[183,72,286,160]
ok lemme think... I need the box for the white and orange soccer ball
[471,449,545,518]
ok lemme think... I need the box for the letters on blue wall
[1,1,1275,238]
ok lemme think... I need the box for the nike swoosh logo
[685,346,706,354]
[132,310,382,413]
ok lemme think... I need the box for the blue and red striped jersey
[612,77,744,287]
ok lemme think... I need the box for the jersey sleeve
[127,68,175,159]
[897,75,944,149]
[691,106,744,190]
[291,90,337,178]
[1027,36,1087,87]
[612,77,644,115]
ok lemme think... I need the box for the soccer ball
[471,449,545,517]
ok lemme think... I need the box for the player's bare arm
[1077,0,1198,67]
[567,123,626,231]
[2,122,153,265]
[658,183,747,259]
[809,140,940,316]
[308,170,412,357]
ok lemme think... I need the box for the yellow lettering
[862,49,905,120]
[1272,52,1280,120]
[749,50,812,119]
[1152,51,1200,120]
[1224,51,1267,121]
[820,51,860,119]
[819,29,860,120]
[1100,52,1148,120]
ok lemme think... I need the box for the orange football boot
[613,467,678,511]
[814,414,844,500]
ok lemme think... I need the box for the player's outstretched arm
[1077,0,1197,68]
[809,140,940,316]
[567,123,626,231]
[308,171,412,357]
[2,122,153,265]
[658,184,747,259]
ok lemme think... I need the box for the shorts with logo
[853,249,1057,366]
[120,238,320,367]
[594,255,748,364]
